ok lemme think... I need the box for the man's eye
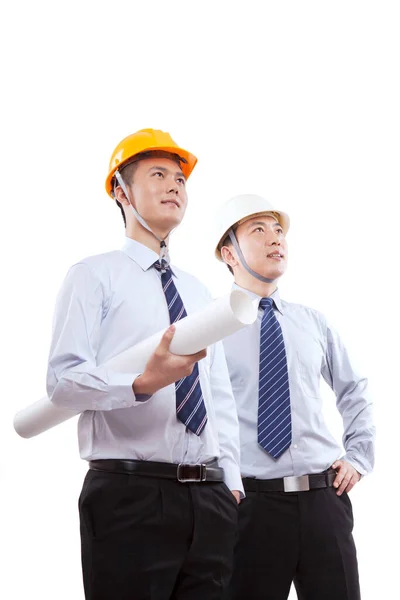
[177,177,186,185]
[254,227,264,233]
[154,171,163,177]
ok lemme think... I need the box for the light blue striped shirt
[46,238,243,493]
[222,285,375,479]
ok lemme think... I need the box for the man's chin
[262,268,285,281]
[162,217,183,231]
[148,217,183,236]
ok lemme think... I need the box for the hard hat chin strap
[114,170,171,262]
[228,229,276,284]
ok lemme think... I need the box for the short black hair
[114,161,141,226]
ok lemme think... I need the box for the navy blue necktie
[258,297,292,458]
[154,260,207,435]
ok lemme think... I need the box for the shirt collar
[232,282,284,315]
[121,237,177,276]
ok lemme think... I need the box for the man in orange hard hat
[46,129,242,600]
[214,194,375,600]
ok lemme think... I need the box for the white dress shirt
[222,285,375,479]
[47,237,243,493]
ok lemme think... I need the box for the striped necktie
[258,297,292,458]
[154,260,207,435]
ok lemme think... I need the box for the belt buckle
[283,475,310,492]
[177,463,206,483]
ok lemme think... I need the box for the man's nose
[166,176,179,194]
[267,232,280,245]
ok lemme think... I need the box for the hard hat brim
[105,145,197,197]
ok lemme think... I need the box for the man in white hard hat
[214,194,375,600]
[47,129,242,600]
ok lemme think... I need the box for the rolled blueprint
[14,289,257,438]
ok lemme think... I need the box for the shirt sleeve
[321,319,376,475]
[47,263,147,411]
[209,341,244,496]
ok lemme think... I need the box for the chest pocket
[296,339,323,399]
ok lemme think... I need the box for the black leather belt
[89,459,224,483]
[243,469,336,493]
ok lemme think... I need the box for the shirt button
[292,444,298,449]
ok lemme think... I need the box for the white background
[1,1,399,598]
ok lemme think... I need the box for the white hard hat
[214,194,290,261]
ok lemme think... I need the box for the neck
[234,270,278,298]
[125,219,170,254]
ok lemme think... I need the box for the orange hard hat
[105,128,197,197]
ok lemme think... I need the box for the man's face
[234,215,288,280]
[128,157,188,232]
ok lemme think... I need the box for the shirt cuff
[342,453,368,477]
[135,393,152,402]
[131,374,153,404]
[103,371,152,409]
[219,457,245,498]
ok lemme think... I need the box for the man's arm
[321,320,376,481]
[210,340,244,501]
[47,263,208,412]
[47,263,143,411]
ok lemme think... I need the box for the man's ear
[221,245,238,269]
[114,185,130,207]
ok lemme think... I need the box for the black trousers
[227,487,360,600]
[79,469,238,600]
